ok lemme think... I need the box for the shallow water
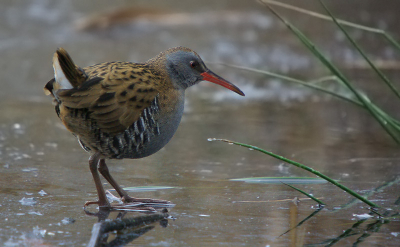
[1,1,400,246]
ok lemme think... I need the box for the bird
[44,46,244,211]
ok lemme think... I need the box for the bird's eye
[190,61,198,68]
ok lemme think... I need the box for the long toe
[112,204,158,213]
[123,196,172,205]
[83,200,158,214]
[84,200,111,209]
[112,200,174,213]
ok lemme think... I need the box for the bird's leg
[97,158,130,199]
[84,152,110,209]
[98,159,171,205]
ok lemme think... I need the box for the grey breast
[102,93,185,159]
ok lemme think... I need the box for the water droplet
[22,168,38,172]
[45,142,58,148]
[61,217,75,225]
[228,142,234,145]
[28,211,43,216]
[33,226,46,237]
[207,138,216,142]
[248,148,254,151]
[19,197,37,206]
[38,190,47,196]
[13,123,21,129]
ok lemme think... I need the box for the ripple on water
[19,197,37,206]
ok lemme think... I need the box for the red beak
[201,71,245,96]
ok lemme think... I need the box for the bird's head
[157,47,244,96]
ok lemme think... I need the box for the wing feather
[56,64,160,134]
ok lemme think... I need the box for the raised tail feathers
[44,48,87,96]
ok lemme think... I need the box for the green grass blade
[281,182,325,205]
[367,100,400,127]
[212,62,363,107]
[259,0,377,33]
[333,176,400,212]
[262,3,400,144]
[230,177,327,184]
[321,219,368,246]
[308,75,337,84]
[395,196,400,205]
[214,61,400,135]
[261,0,400,53]
[279,206,324,237]
[357,93,400,141]
[210,138,380,209]
[319,0,400,99]
[384,33,400,52]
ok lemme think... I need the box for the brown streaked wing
[57,64,159,134]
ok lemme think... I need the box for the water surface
[1,0,400,246]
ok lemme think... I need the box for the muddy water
[1,0,400,246]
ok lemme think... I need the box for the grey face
[165,50,208,90]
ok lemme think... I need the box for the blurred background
[1,0,400,246]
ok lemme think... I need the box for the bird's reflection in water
[86,207,171,247]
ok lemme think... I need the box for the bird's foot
[117,196,174,212]
[83,198,159,213]
[104,196,173,213]
[84,191,174,213]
